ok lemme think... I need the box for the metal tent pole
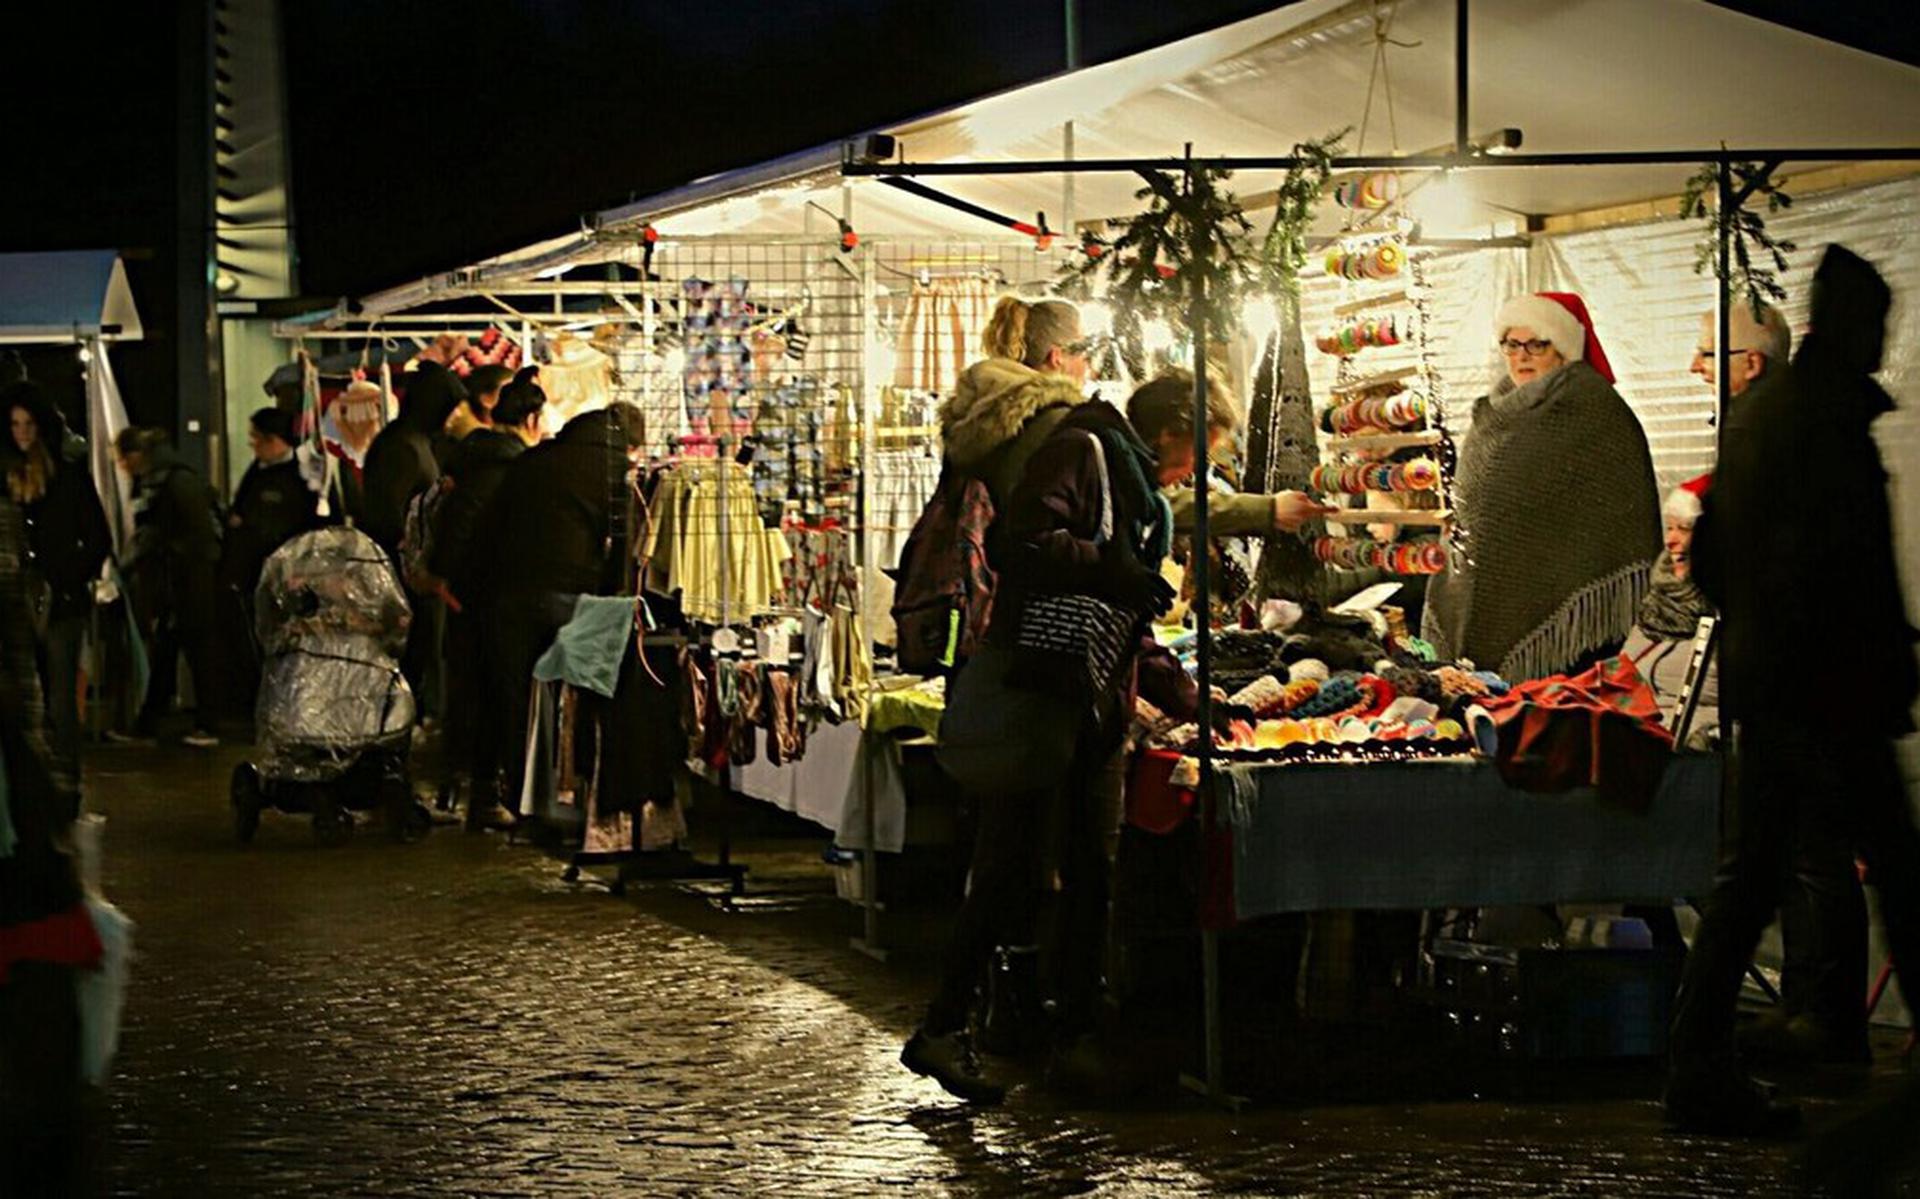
[1715,154,1732,434]
[1454,0,1470,156]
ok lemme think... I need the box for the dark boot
[901,1028,1005,1105]
[979,945,1049,1059]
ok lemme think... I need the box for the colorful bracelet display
[1331,173,1403,210]
[1323,391,1426,436]
[1324,241,1405,281]
[1312,535,1448,574]
[1309,457,1440,496]
[1315,315,1403,356]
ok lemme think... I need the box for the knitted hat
[1495,292,1615,383]
[1663,473,1711,525]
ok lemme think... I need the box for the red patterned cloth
[0,904,103,985]
[1478,654,1675,811]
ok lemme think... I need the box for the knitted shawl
[1423,360,1660,681]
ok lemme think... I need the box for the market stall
[282,0,1920,1060]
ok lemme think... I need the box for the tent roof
[0,250,144,344]
[350,0,1920,318]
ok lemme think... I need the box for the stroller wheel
[312,791,354,846]
[230,763,262,846]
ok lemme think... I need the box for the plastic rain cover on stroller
[254,527,416,782]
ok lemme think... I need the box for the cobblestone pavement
[86,743,1914,1197]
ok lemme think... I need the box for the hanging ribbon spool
[1332,172,1404,211]
[1313,535,1447,574]
[1322,392,1428,437]
[1315,314,1403,356]
[1322,241,1407,281]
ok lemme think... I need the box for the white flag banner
[84,340,135,558]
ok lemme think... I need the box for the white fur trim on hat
[1495,294,1584,363]
[1663,487,1703,524]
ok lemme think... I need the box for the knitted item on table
[1229,675,1290,717]
[1291,675,1361,718]
[1471,671,1511,696]
[1434,665,1490,701]
[1383,665,1444,704]
[1287,658,1330,683]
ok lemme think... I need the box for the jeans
[924,730,1127,1039]
[1670,718,1920,1067]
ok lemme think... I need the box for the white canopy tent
[325,0,1920,318]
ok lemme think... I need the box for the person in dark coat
[360,336,467,556]
[1666,246,1920,1136]
[904,372,1204,1105]
[219,407,319,717]
[116,427,223,748]
[362,336,468,710]
[427,370,545,830]
[5,383,110,792]
[469,403,646,823]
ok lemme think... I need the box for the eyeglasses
[1498,337,1556,357]
[1692,346,1758,359]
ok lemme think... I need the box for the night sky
[0,0,1912,427]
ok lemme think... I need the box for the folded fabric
[1478,654,1673,810]
[534,595,637,698]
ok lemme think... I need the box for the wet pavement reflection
[90,745,1909,1196]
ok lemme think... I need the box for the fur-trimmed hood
[938,357,1088,470]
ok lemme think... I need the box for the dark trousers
[0,961,90,1197]
[925,735,1126,1039]
[36,615,86,785]
[441,609,479,787]
[1671,719,1920,1067]
[474,592,574,810]
[137,614,219,734]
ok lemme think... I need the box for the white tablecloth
[732,720,907,852]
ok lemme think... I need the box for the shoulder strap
[1082,430,1114,546]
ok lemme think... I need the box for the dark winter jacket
[19,442,111,623]
[220,455,317,597]
[125,450,221,633]
[991,402,1197,722]
[482,410,634,602]
[430,428,525,604]
[360,360,465,554]
[1693,245,1916,734]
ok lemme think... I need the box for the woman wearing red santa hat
[1622,475,1716,737]
[1424,291,1662,681]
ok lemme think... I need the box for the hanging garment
[644,463,791,623]
[538,333,615,427]
[893,276,997,396]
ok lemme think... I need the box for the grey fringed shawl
[1423,360,1661,681]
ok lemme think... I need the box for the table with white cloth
[1219,752,1722,921]
[732,722,910,852]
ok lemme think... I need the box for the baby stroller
[230,526,431,845]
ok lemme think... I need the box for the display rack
[1306,186,1457,580]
